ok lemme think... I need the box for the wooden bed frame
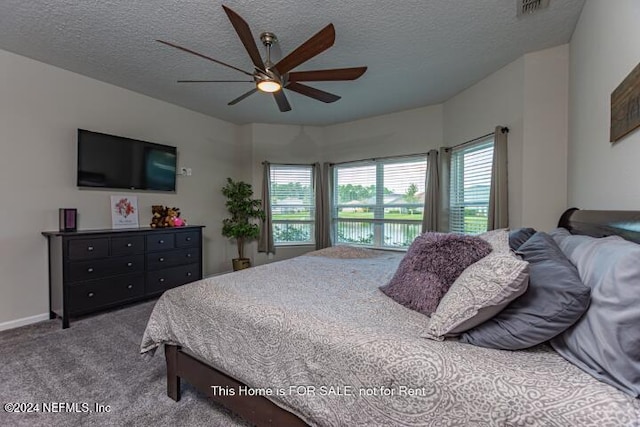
[557,208,640,243]
[164,345,307,426]
[164,208,640,427]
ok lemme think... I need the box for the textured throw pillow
[550,235,640,397]
[509,227,536,251]
[460,232,590,350]
[380,232,492,315]
[423,229,529,340]
[479,228,511,253]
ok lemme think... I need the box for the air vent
[517,0,550,17]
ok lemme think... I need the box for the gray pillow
[551,235,640,397]
[548,227,571,245]
[380,232,491,315]
[509,227,536,251]
[460,232,590,350]
[552,229,597,260]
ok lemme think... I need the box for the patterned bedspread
[141,247,640,426]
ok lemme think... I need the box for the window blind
[270,165,315,245]
[449,137,494,234]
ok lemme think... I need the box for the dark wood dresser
[42,226,204,328]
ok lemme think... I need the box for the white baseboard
[0,313,50,332]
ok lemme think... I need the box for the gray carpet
[0,300,250,427]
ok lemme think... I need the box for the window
[332,156,427,249]
[449,136,494,234]
[270,165,315,245]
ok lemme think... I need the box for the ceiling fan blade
[288,67,367,82]
[274,24,335,75]
[273,91,292,112]
[177,80,253,83]
[285,82,341,103]
[228,88,259,105]
[222,5,265,71]
[157,40,253,77]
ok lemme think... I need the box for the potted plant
[221,178,265,271]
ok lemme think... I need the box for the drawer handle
[159,257,165,262]
[88,292,94,298]
[159,278,165,283]
[159,239,164,244]
[187,272,192,277]
[127,262,133,267]
[87,267,94,273]
[126,243,133,247]
[186,237,192,242]
[87,246,94,252]
[186,254,192,258]
[127,284,133,289]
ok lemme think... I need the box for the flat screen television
[77,129,177,192]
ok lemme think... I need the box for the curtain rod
[329,151,433,167]
[444,127,509,152]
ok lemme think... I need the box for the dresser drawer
[146,248,200,271]
[175,231,200,248]
[68,274,144,315]
[146,233,175,252]
[111,235,145,256]
[68,238,109,260]
[68,255,144,282]
[146,263,200,295]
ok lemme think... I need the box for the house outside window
[449,136,494,234]
[332,156,427,249]
[270,165,315,245]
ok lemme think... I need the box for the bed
[140,209,640,426]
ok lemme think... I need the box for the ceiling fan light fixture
[257,79,282,93]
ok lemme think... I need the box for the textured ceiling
[0,0,585,125]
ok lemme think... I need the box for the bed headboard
[558,208,640,244]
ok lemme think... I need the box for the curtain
[422,149,439,233]
[438,147,451,232]
[315,162,332,249]
[258,161,275,254]
[488,126,509,230]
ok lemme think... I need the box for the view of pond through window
[332,157,427,249]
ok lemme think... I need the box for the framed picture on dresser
[110,195,139,229]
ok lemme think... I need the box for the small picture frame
[110,196,139,229]
[59,208,77,232]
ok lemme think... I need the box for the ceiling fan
[157,5,367,112]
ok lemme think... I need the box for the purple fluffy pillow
[380,232,492,315]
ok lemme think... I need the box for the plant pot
[232,258,251,271]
